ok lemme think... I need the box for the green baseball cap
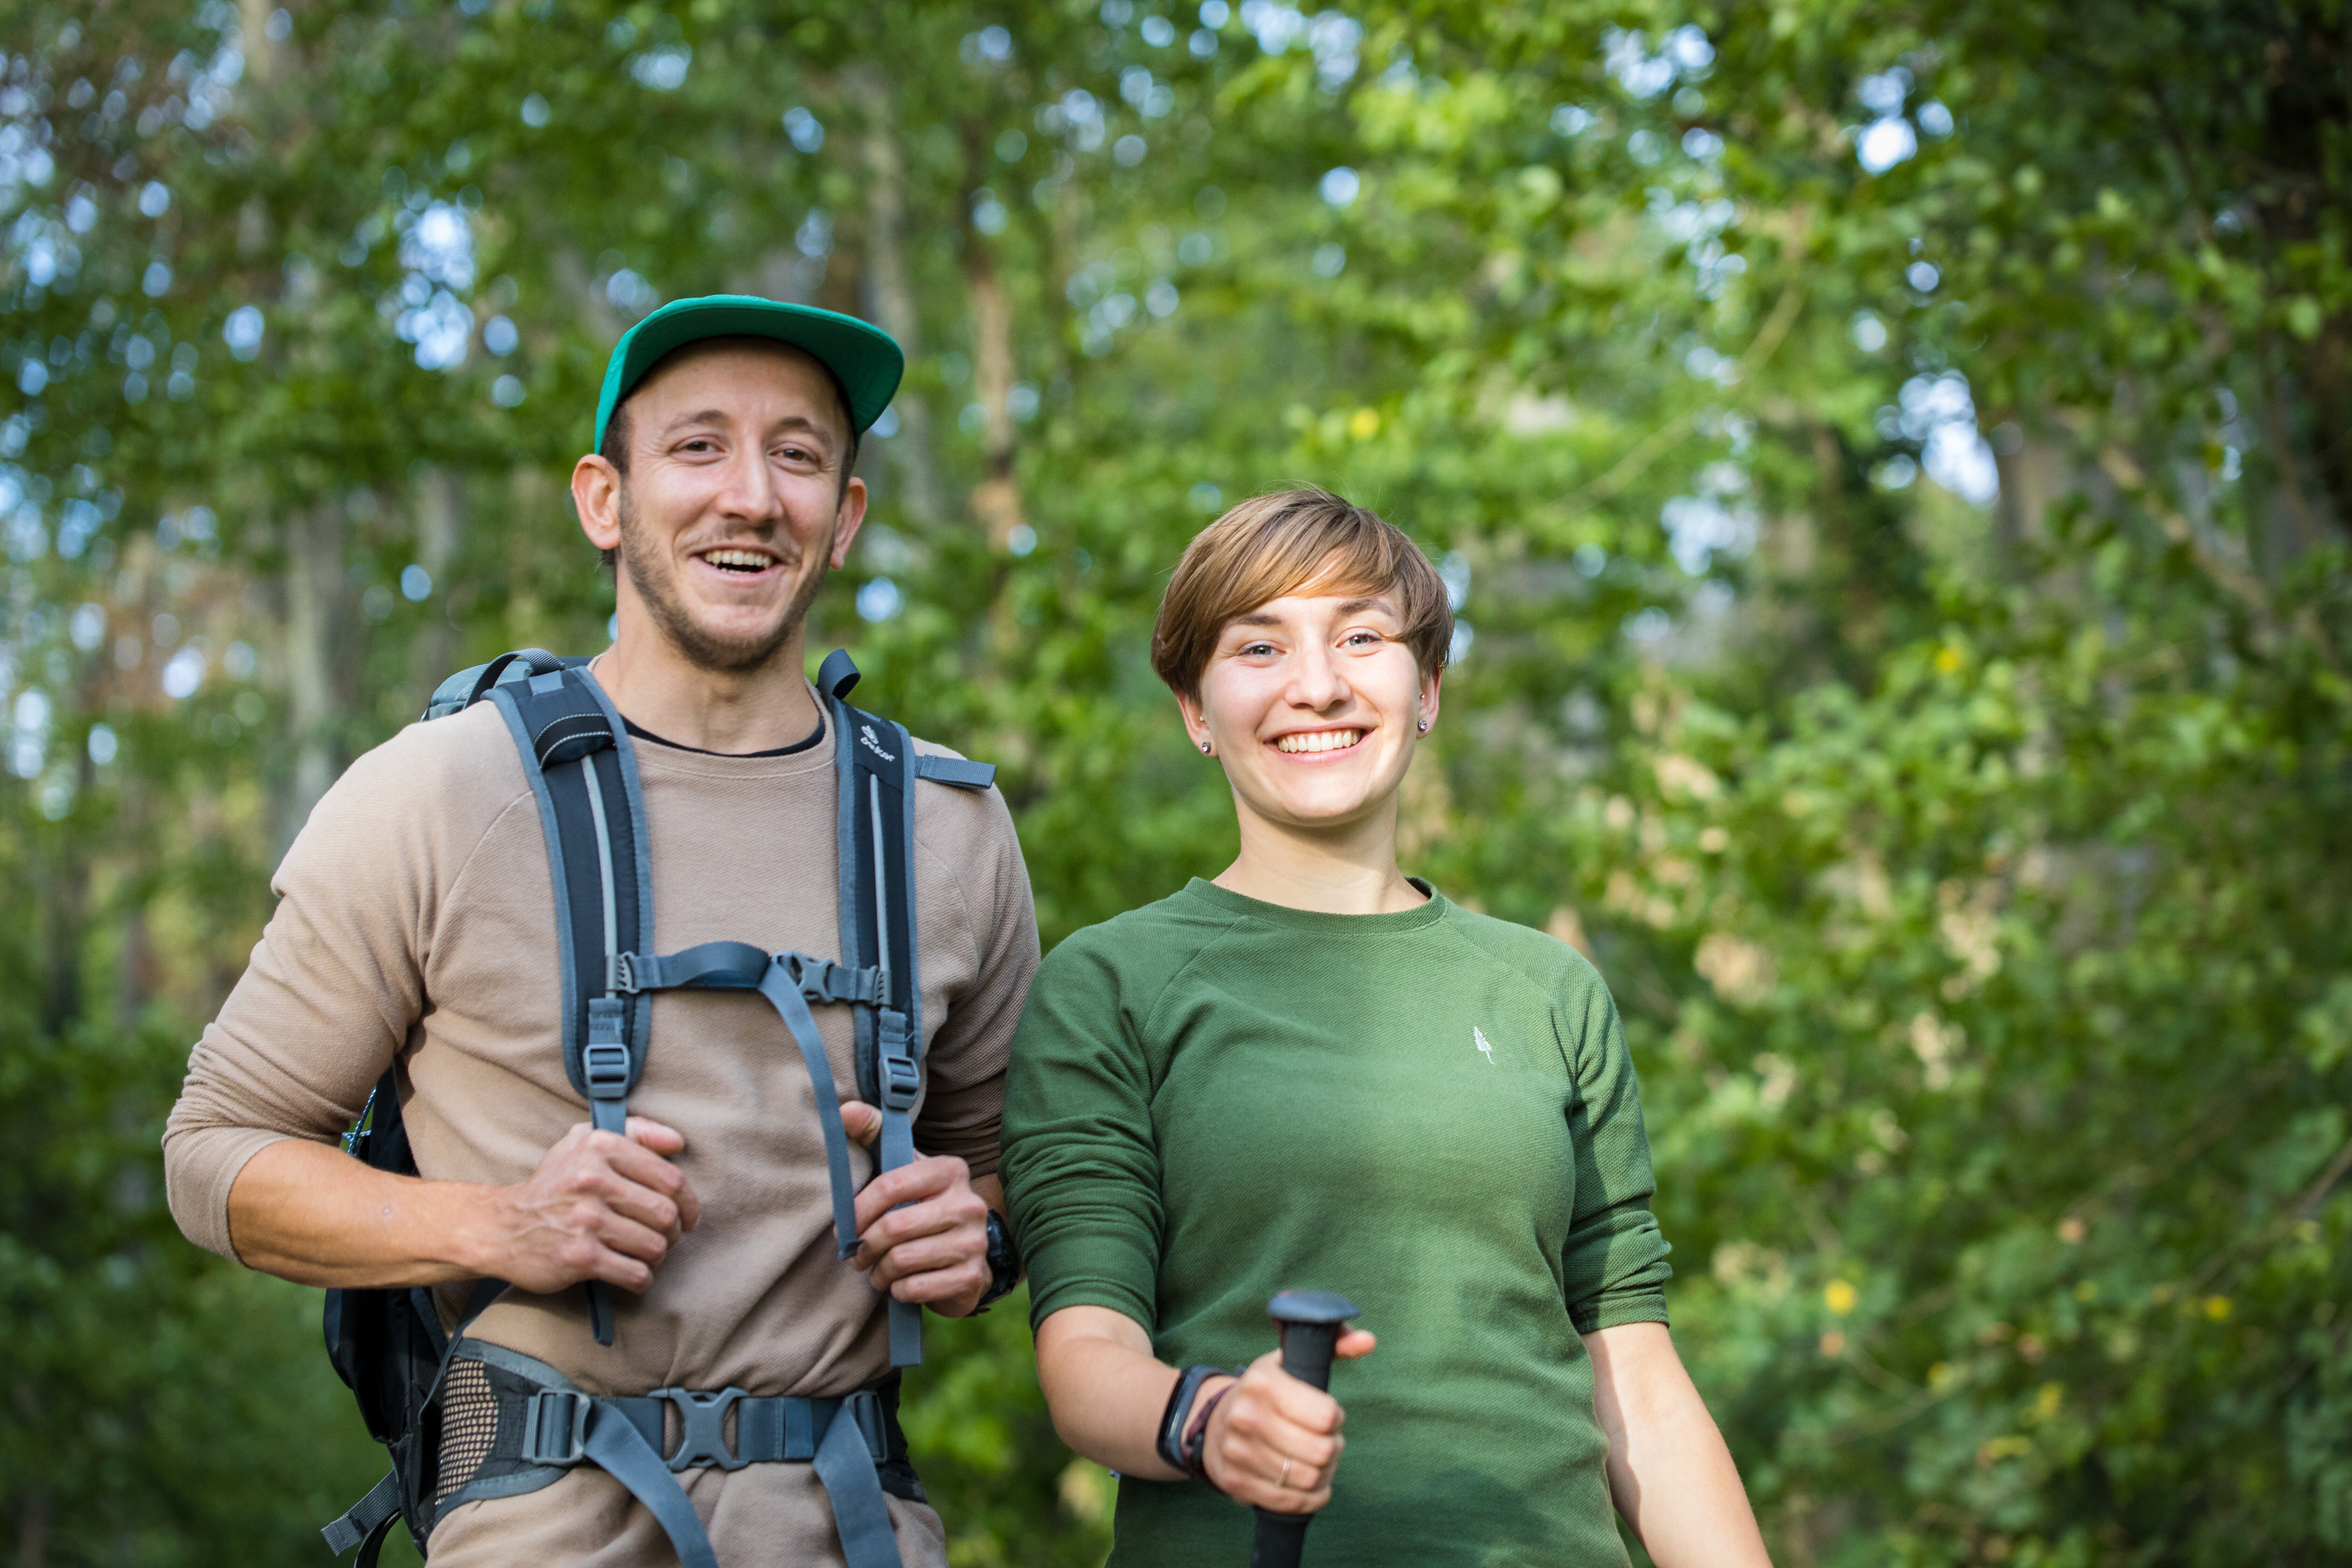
[593,294,904,451]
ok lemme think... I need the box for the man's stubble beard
[615,486,833,674]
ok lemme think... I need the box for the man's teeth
[1275,729,1363,754]
[703,549,772,572]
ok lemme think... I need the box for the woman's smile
[1271,727,1366,757]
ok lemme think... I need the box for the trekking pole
[1248,1290,1360,1568]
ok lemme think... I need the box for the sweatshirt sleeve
[909,771,1040,1179]
[1559,980,1674,1332]
[1000,928,1165,1332]
[160,720,496,1261]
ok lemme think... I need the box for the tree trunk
[282,504,344,847]
[965,235,1026,548]
[854,70,944,526]
[412,466,463,698]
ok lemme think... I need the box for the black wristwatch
[1156,1364,1226,1475]
[976,1209,1021,1310]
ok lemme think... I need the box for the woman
[1001,488,1772,1567]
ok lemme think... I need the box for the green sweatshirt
[1002,878,1672,1568]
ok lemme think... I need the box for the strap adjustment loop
[608,952,642,994]
[879,1051,920,1112]
[653,1386,752,1472]
[521,1389,591,1465]
[582,1040,631,1098]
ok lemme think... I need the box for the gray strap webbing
[816,1397,906,1568]
[913,754,995,789]
[583,1403,721,1568]
[321,1469,402,1555]
[758,959,865,1256]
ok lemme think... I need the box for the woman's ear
[1175,691,1213,755]
[1418,666,1443,733]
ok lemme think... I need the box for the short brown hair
[1149,486,1454,698]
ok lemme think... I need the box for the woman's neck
[1213,798,1428,915]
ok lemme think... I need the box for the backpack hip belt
[323,1340,923,1568]
[321,650,994,1568]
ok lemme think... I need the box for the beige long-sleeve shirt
[163,694,1039,1566]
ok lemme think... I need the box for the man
[164,297,1039,1565]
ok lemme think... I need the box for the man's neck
[590,623,820,756]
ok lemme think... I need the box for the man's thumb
[839,1100,883,1148]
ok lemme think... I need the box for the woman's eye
[1240,642,1276,657]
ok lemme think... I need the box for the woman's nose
[1288,644,1349,709]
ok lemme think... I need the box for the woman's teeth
[1274,729,1363,754]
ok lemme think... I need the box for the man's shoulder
[307,700,534,848]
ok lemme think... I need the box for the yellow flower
[1349,407,1381,439]
[1824,1279,1858,1316]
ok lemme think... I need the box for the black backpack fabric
[315,649,993,1567]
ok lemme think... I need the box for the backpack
[316,649,994,1568]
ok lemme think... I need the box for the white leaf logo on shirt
[1474,1026,1497,1065]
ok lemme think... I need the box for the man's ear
[827,475,869,569]
[573,454,623,554]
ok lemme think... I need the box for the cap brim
[594,295,905,450]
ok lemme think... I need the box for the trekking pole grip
[1248,1291,1359,1568]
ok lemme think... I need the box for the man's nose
[711,444,785,522]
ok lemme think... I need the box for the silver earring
[1418,718,1430,733]
[1200,740,1213,755]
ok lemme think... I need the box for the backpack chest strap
[610,943,906,1262]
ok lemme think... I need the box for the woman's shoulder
[1434,898,1611,1003]
[1038,883,1249,983]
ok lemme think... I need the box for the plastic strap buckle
[780,953,881,1006]
[520,1389,590,1465]
[879,1048,919,1114]
[608,952,645,994]
[653,1387,751,1472]
[582,1037,631,1099]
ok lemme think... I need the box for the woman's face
[1180,586,1440,835]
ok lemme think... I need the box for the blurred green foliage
[1,0,2347,1564]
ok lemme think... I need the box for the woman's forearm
[1585,1322,1773,1568]
[1034,1305,1202,1478]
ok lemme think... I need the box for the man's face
[574,339,865,673]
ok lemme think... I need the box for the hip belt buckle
[654,1386,751,1472]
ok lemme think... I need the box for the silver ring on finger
[1279,1460,1293,1489]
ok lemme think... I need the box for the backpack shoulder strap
[442,653,651,1347]
[819,649,929,1368]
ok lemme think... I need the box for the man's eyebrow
[658,408,734,436]
[656,410,839,446]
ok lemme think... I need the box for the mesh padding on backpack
[435,1357,499,1503]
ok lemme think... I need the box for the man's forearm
[226,1136,500,1287]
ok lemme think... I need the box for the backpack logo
[1474,1026,1497,1066]
[860,722,897,763]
